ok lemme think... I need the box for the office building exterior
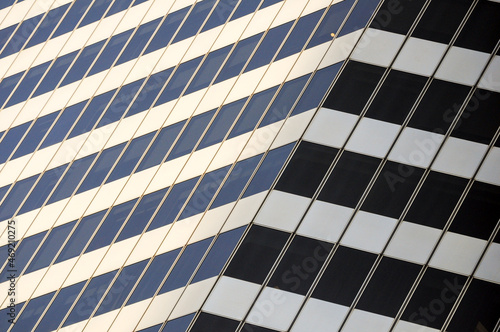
[0,0,499,331]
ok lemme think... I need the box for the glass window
[145,7,189,54]
[11,292,54,332]
[19,164,67,214]
[89,30,133,76]
[215,33,261,83]
[228,86,278,139]
[259,74,309,127]
[68,89,115,138]
[224,225,289,284]
[85,199,137,252]
[318,151,380,208]
[192,227,245,282]
[154,57,202,106]
[63,270,117,326]
[197,99,246,150]
[137,120,185,171]
[211,154,262,209]
[191,313,239,332]
[147,177,198,231]
[163,314,195,332]
[26,220,76,273]
[105,0,133,17]
[0,231,46,281]
[117,188,168,241]
[185,45,231,94]
[138,324,162,332]
[0,185,9,203]
[172,0,216,43]
[179,166,230,220]
[261,0,282,8]
[127,67,173,117]
[230,0,259,21]
[166,110,215,161]
[95,260,148,316]
[26,3,71,48]
[201,0,239,32]
[106,132,154,183]
[13,112,58,160]
[370,0,424,35]
[243,143,294,197]
[160,237,212,293]
[307,0,354,49]
[127,249,181,304]
[1,14,42,58]
[78,0,113,28]
[0,175,37,221]
[339,0,380,36]
[61,40,105,86]
[76,142,126,194]
[0,0,15,10]
[35,281,85,331]
[0,71,23,107]
[56,210,106,263]
[41,101,87,148]
[245,22,292,73]
[53,0,94,38]
[0,24,16,50]
[276,141,338,198]
[116,18,160,65]
[6,62,50,107]
[48,153,96,203]
[0,121,31,164]
[34,51,78,97]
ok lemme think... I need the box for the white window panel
[341,309,393,332]
[476,147,500,186]
[389,127,445,168]
[303,108,358,149]
[291,298,349,332]
[435,47,490,86]
[393,37,447,77]
[351,29,405,67]
[475,242,500,283]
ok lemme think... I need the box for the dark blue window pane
[307,0,354,48]
[202,0,238,32]
[0,231,45,280]
[292,63,342,115]
[245,22,292,73]
[0,0,15,10]
[62,40,105,86]
[259,74,309,127]
[41,101,87,148]
[95,260,147,315]
[0,71,23,107]
[26,220,76,273]
[261,0,282,9]
[166,110,215,161]
[56,210,106,262]
[180,166,230,219]
[107,133,154,183]
[198,98,246,150]
[64,270,117,326]
[11,292,54,332]
[19,164,66,214]
[192,227,245,282]
[97,78,145,128]
[0,185,9,203]
[77,142,126,193]
[26,4,70,48]
[160,238,212,293]
[163,313,195,332]
[173,0,216,42]
[138,324,162,332]
[228,86,278,139]
[243,143,294,197]
[68,89,115,138]
[34,51,78,97]
[147,177,198,231]
[6,62,50,107]
[105,0,133,17]
[0,121,31,164]
[145,7,189,54]
[0,302,24,329]
[117,188,167,241]
[340,0,379,36]
[1,14,42,58]
[137,121,184,171]
[133,0,149,5]
[116,18,160,65]
[53,0,93,37]
[0,175,37,221]
[78,0,112,28]
[231,0,259,21]
[155,57,202,106]
[89,30,133,75]
[48,153,96,203]
[35,282,85,332]
[185,45,231,94]
[13,112,58,159]
[0,24,16,49]
[215,33,261,83]
[127,67,173,116]
[127,249,180,304]
[276,10,323,61]
[212,154,262,209]
[85,199,136,252]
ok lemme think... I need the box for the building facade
[0,0,499,331]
